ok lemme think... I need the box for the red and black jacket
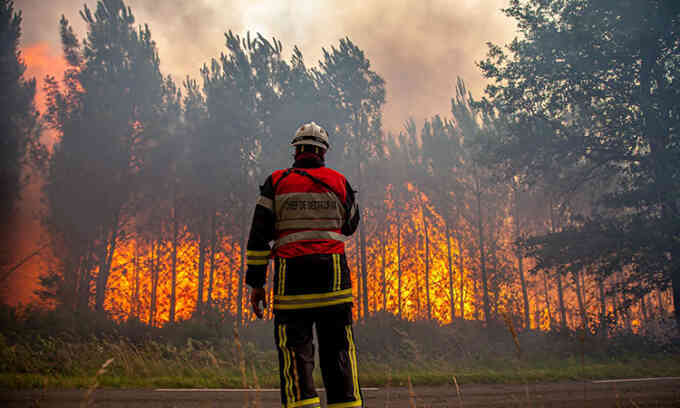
[245,158,360,310]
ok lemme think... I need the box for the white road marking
[592,377,680,384]
[155,387,379,392]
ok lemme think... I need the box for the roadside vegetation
[1,305,678,389]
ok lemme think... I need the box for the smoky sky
[17,0,516,133]
[8,0,516,305]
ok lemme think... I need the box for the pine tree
[42,0,165,312]
[0,0,39,272]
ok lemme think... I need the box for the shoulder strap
[273,168,294,193]
[291,169,343,201]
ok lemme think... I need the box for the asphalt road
[2,378,680,407]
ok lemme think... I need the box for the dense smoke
[18,0,514,132]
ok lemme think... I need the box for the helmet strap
[294,145,326,163]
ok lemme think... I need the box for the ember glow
[21,42,66,116]
[81,182,663,330]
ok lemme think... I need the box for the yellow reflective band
[278,259,286,296]
[273,289,353,310]
[291,350,300,400]
[247,249,271,257]
[275,288,352,301]
[285,397,321,408]
[332,254,337,291]
[247,259,268,266]
[327,400,362,408]
[346,326,360,401]
[279,325,294,404]
[256,195,273,210]
[274,297,353,310]
[277,260,282,295]
[274,230,348,249]
[335,254,342,291]
[337,255,342,291]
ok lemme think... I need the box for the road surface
[2,378,679,407]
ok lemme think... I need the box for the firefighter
[245,122,362,408]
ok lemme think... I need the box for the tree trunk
[355,242,362,319]
[598,277,607,336]
[556,272,567,330]
[619,273,632,331]
[640,294,649,329]
[207,211,217,310]
[446,221,455,321]
[514,187,530,329]
[196,227,206,316]
[424,216,431,321]
[456,229,465,320]
[517,252,530,329]
[95,210,120,311]
[490,232,500,320]
[672,255,680,328]
[534,302,541,331]
[227,242,236,313]
[573,269,588,330]
[543,271,553,329]
[77,252,93,312]
[397,217,402,320]
[237,212,247,326]
[169,203,178,324]
[359,223,368,319]
[473,279,481,321]
[656,289,665,318]
[149,239,161,326]
[475,182,490,324]
[612,280,620,328]
[381,229,387,312]
[415,236,422,319]
[133,246,140,319]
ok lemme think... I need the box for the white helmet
[291,122,330,150]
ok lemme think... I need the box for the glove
[250,287,267,319]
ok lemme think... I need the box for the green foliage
[0,305,678,388]
[0,0,40,268]
[42,0,170,312]
[317,37,386,174]
[479,0,680,325]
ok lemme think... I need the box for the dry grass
[452,375,463,408]
[407,374,417,408]
[233,324,250,408]
[80,357,113,407]
[384,368,391,408]
[503,313,530,407]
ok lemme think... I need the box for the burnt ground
[2,379,680,407]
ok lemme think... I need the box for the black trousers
[274,303,363,408]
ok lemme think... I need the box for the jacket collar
[293,156,325,169]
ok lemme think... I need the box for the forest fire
[4,0,676,343]
[99,186,482,326]
[89,182,665,332]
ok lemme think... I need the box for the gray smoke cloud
[17,0,515,132]
[9,0,515,305]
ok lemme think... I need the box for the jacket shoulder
[320,167,348,181]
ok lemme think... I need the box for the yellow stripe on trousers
[278,259,286,296]
[279,325,294,404]
[333,254,340,291]
[345,325,360,401]
[292,350,301,401]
